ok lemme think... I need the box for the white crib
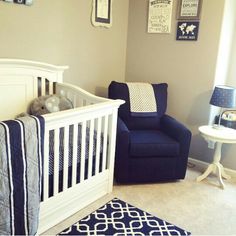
[0,59,124,234]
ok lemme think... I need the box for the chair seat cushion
[130,130,180,157]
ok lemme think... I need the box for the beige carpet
[42,165,236,235]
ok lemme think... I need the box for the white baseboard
[188,157,236,179]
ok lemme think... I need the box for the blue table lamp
[210,85,236,128]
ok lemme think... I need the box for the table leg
[196,142,230,188]
[215,163,225,189]
[196,164,215,182]
[219,163,231,180]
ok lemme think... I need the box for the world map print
[176,21,199,41]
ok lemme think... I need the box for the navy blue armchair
[108,81,192,183]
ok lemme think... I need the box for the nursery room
[0,0,236,235]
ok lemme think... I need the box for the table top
[199,125,236,143]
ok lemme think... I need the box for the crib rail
[41,100,122,201]
[56,82,109,107]
[42,81,123,199]
[38,98,123,233]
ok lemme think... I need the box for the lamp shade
[210,85,236,108]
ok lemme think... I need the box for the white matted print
[148,0,173,33]
[91,0,112,28]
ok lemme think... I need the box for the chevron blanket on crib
[0,116,44,235]
[127,82,157,117]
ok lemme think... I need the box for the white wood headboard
[0,59,68,121]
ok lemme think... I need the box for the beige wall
[0,0,129,96]
[1,0,236,170]
[222,0,236,169]
[125,0,235,167]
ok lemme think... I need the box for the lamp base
[212,124,225,130]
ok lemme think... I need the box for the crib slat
[72,124,78,186]
[80,121,86,182]
[63,126,69,191]
[45,79,50,95]
[38,77,42,97]
[53,82,56,94]
[95,117,102,175]
[34,77,39,97]
[102,115,108,171]
[53,128,60,196]
[41,78,46,96]
[88,119,94,178]
[49,81,54,95]
[43,130,49,200]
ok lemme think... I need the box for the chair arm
[160,114,191,156]
[117,117,130,135]
[114,118,130,181]
[115,117,130,160]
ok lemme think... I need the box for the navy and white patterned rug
[59,198,191,235]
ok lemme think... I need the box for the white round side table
[197,125,236,189]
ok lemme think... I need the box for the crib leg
[107,110,118,193]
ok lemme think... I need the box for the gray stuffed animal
[29,95,73,116]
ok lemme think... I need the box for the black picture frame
[95,0,111,24]
[177,0,202,20]
[176,21,200,41]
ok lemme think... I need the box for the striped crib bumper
[0,116,44,235]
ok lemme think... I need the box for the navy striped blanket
[0,116,44,235]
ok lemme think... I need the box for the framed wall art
[177,0,202,20]
[176,21,199,41]
[147,0,173,34]
[91,0,112,28]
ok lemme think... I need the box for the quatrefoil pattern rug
[59,198,191,235]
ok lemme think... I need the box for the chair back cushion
[108,81,168,130]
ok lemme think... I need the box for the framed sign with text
[177,0,202,20]
[147,0,173,34]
